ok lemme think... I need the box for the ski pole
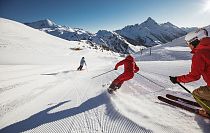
[136,73,166,88]
[177,82,210,111]
[177,82,191,94]
[141,70,169,77]
[86,65,88,71]
[91,70,114,79]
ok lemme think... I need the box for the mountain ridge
[25,17,198,53]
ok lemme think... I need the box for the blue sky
[0,0,210,33]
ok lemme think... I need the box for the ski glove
[169,76,178,84]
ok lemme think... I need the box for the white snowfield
[0,18,209,133]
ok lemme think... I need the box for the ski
[166,94,201,108]
[158,96,210,119]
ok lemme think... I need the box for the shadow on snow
[1,92,151,133]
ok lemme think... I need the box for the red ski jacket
[115,55,139,74]
[177,37,210,86]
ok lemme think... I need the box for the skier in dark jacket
[77,57,87,71]
[170,28,210,116]
[108,55,139,93]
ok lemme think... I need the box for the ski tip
[166,94,174,97]
[157,96,167,101]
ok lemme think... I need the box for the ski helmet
[126,54,134,61]
[185,28,208,47]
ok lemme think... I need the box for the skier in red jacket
[170,28,210,116]
[108,55,139,93]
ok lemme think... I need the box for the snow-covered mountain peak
[161,22,178,29]
[45,19,55,26]
[115,17,189,47]
[96,30,115,36]
[25,17,198,53]
[165,22,174,26]
[25,20,138,54]
[25,19,59,29]
[141,17,159,26]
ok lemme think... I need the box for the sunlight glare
[203,0,210,12]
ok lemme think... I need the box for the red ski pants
[113,72,134,86]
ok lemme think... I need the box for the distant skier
[108,55,139,93]
[169,28,210,116]
[77,57,87,71]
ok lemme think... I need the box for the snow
[116,17,187,46]
[164,46,190,52]
[25,18,190,54]
[0,18,210,133]
[25,20,139,54]
[25,19,60,29]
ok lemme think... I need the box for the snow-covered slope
[116,17,187,47]
[0,18,116,66]
[181,27,198,33]
[0,18,209,133]
[134,25,210,61]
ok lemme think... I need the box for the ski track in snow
[0,65,154,133]
[0,63,210,132]
[1,63,210,133]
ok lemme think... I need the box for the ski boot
[198,108,210,118]
[107,83,118,94]
[115,84,122,90]
[107,88,114,94]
